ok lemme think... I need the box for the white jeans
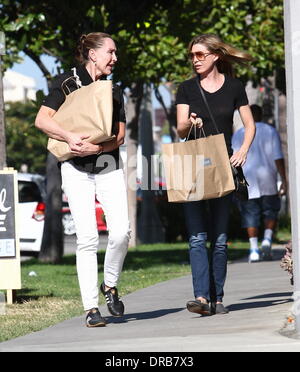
[61,162,130,311]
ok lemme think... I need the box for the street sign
[0,168,21,304]
[0,173,17,258]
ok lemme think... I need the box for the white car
[18,173,46,253]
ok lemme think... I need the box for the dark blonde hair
[188,34,252,76]
[75,32,112,65]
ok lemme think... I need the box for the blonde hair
[188,34,252,76]
[75,32,112,65]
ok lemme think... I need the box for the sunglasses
[188,51,212,61]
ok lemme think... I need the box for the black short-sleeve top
[42,64,126,174]
[175,74,248,155]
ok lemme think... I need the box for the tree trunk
[125,82,143,248]
[38,153,64,263]
[0,57,6,170]
[139,85,165,244]
[154,83,179,142]
[33,63,64,263]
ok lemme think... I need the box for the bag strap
[196,79,220,135]
[61,67,82,96]
[186,123,206,141]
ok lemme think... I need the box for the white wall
[3,70,36,102]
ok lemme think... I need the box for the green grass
[0,242,248,343]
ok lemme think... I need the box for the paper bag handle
[186,123,206,141]
[61,67,82,96]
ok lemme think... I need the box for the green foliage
[0,0,285,88]
[5,100,48,174]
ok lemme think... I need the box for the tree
[0,58,6,170]
[5,100,48,173]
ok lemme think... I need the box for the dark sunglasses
[188,51,212,61]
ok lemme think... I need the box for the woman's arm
[71,121,126,157]
[230,105,256,167]
[35,105,90,153]
[177,104,203,139]
[99,122,126,153]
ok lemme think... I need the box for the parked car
[62,193,107,236]
[18,174,107,253]
[18,173,46,253]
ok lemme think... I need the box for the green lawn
[0,242,249,342]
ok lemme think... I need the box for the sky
[11,53,59,94]
[11,53,171,109]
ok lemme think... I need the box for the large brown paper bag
[47,80,114,161]
[162,133,235,202]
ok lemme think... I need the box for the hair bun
[79,34,87,46]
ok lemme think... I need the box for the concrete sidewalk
[1,247,300,352]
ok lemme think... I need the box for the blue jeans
[184,194,232,303]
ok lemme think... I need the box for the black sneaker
[86,308,106,328]
[186,300,211,316]
[210,302,229,315]
[100,282,125,317]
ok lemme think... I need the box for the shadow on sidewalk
[106,307,185,324]
[242,292,293,300]
[228,291,293,312]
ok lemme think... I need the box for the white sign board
[0,169,21,294]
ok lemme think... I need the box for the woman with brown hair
[176,34,255,316]
[35,32,130,327]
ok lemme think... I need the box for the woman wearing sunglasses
[176,34,255,316]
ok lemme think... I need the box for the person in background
[232,104,287,262]
[35,32,131,328]
[176,34,255,316]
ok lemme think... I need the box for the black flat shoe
[186,300,211,316]
[86,308,106,328]
[210,302,229,315]
[100,282,125,317]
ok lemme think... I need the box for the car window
[18,181,42,203]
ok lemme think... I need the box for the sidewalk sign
[0,167,21,305]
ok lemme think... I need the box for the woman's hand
[189,113,203,128]
[230,148,248,167]
[70,142,100,157]
[65,133,90,153]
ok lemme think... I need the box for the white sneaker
[248,250,260,263]
[261,239,272,261]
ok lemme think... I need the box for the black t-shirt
[175,74,248,155]
[42,65,126,174]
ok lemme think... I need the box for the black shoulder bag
[197,80,249,201]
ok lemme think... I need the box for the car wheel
[62,213,76,235]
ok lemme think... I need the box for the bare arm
[35,105,90,153]
[101,122,126,152]
[230,105,256,167]
[275,158,288,195]
[71,121,126,157]
[177,104,203,139]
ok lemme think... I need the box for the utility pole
[284,0,300,336]
[0,31,6,170]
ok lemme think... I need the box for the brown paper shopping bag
[47,80,114,161]
[162,133,235,202]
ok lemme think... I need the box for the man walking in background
[232,104,287,262]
